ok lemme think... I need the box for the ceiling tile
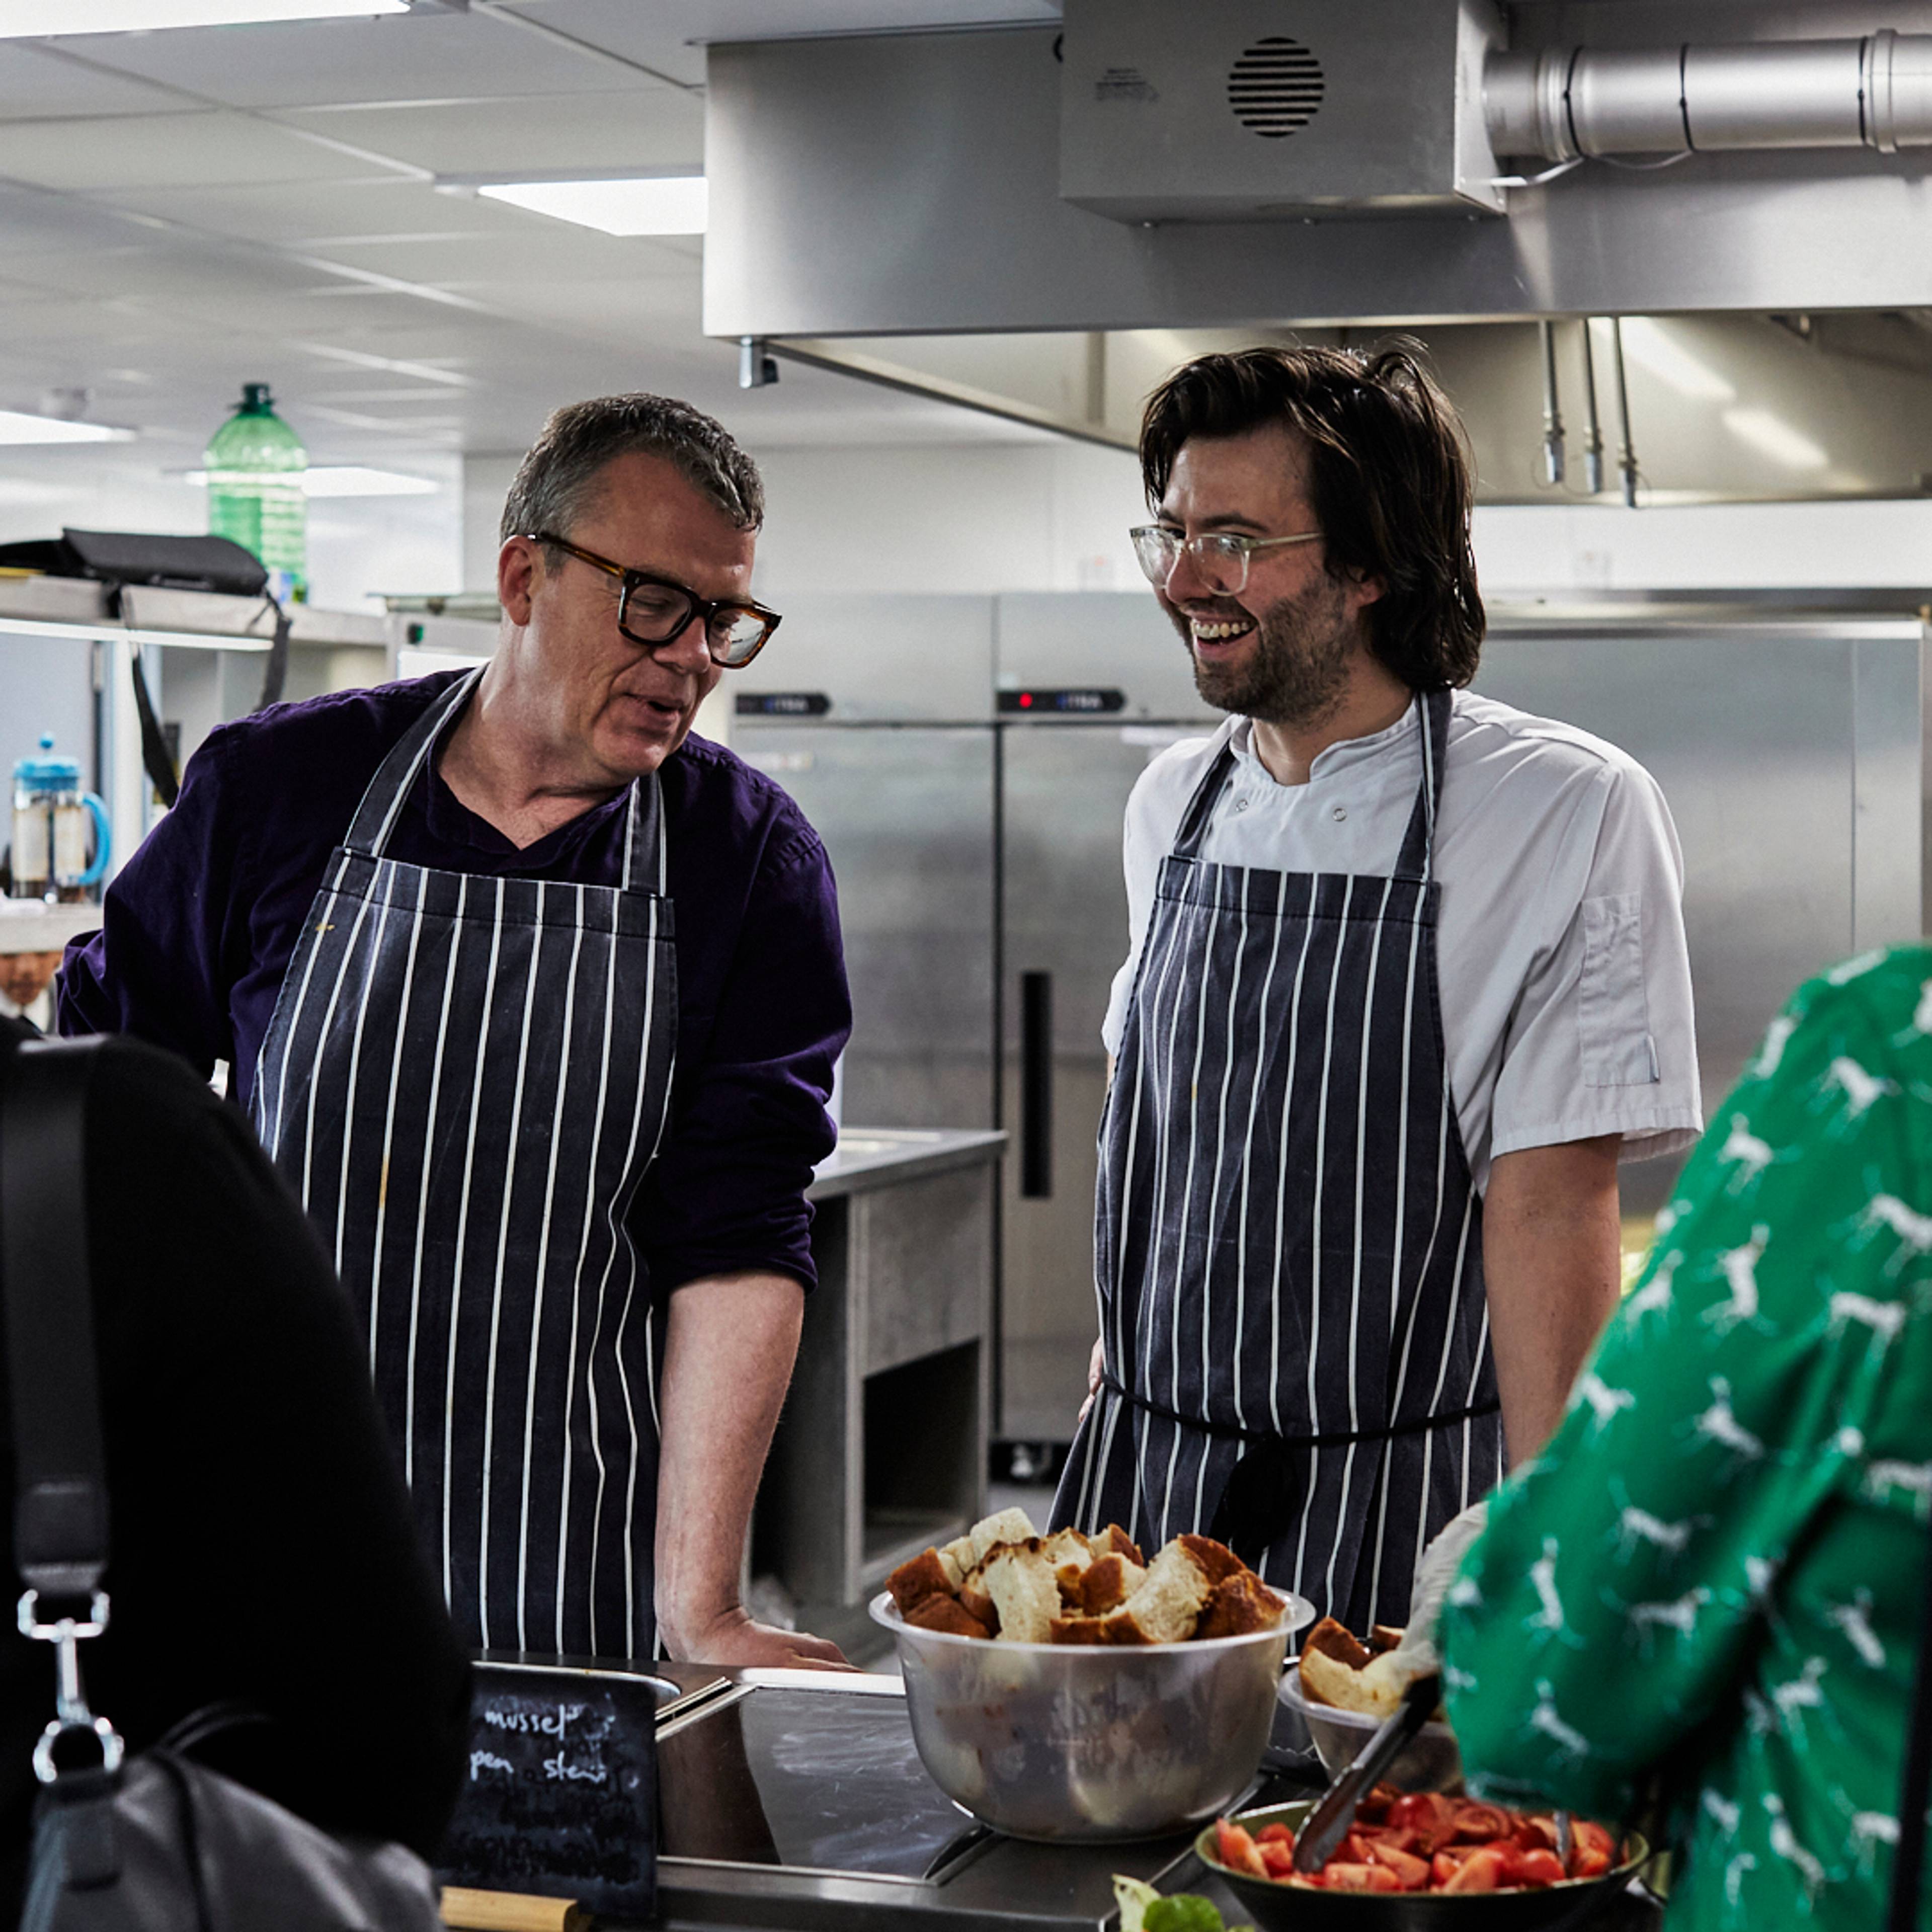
[304,224,698,282]
[92,177,528,247]
[0,44,183,120]
[44,11,650,111]
[0,111,395,193]
[279,89,704,175]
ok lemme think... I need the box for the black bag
[0,1037,446,1931]
[0,532,266,599]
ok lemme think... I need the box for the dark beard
[1176,570,1357,727]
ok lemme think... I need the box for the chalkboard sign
[436,1662,669,1918]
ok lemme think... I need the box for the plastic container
[1278,1659,1463,1792]
[205,381,306,596]
[871,1585,1312,1842]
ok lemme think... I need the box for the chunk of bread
[904,1594,994,1640]
[1069,1551,1146,1615]
[958,1570,998,1633]
[939,1534,978,1580]
[1099,1524,1145,1566]
[1054,1539,1213,1646]
[1193,1570,1284,1640]
[1369,1624,1404,1655]
[1303,1615,1375,1673]
[967,1506,1038,1565]
[981,1540,1063,1644]
[1049,1611,1151,1646]
[1298,1620,1414,1719]
[1177,1534,1245,1587]
[886,1548,958,1618]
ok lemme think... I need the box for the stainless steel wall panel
[1476,618,1905,1210]
[737,593,994,723]
[995,591,1218,722]
[1852,629,1927,952]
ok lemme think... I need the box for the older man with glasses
[59,393,852,1671]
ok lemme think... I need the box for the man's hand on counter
[655,1268,853,1671]
[667,1604,854,1671]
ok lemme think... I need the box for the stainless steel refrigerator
[732,590,1216,1447]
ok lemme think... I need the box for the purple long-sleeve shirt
[59,670,850,1294]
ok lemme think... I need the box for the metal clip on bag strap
[0,1037,110,1601]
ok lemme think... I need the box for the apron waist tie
[1099,1373,1500,1451]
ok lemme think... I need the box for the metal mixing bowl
[870,1586,1314,1842]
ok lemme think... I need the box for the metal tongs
[1291,1671,1442,1873]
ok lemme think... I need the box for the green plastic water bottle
[205,382,307,597]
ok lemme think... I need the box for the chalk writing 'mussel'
[482,1702,587,1739]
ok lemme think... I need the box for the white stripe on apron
[251,669,678,1659]
[1052,688,1504,1630]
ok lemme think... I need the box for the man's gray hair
[499,392,764,545]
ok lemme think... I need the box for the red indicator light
[1019,691,1033,708]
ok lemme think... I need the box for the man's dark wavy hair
[1139,343,1485,690]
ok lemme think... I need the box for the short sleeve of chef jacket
[1101,692,1702,1190]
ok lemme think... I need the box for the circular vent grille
[1227,36,1324,139]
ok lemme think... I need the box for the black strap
[127,646,180,810]
[1889,1525,1932,1928]
[1099,1371,1498,1450]
[255,593,291,713]
[0,1037,110,1598]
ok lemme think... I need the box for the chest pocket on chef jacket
[1577,892,1659,1087]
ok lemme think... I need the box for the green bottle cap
[240,382,274,413]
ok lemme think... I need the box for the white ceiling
[0,0,1065,516]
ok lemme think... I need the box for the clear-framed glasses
[1129,524,1322,598]
[526,532,782,669]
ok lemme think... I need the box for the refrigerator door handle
[1020,971,1052,1198]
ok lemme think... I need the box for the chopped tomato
[1503,1846,1569,1889]
[1256,1822,1295,1845]
[1363,1840,1432,1890]
[1258,1840,1297,1879]
[1323,1862,1404,1893]
[1215,1818,1268,1879]
[1512,1816,1560,1853]
[1448,1802,1513,1844]
[1440,1846,1508,1893]
[1387,1791,1455,1844]
[1568,1820,1616,1879]
[1430,1849,1471,1886]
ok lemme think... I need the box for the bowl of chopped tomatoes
[1194,1789,1647,1928]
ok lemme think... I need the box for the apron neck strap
[621,767,666,895]
[344,667,668,893]
[345,667,483,857]
[1171,741,1239,860]
[1393,686,1452,883]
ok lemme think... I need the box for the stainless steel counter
[809,1126,1006,1199]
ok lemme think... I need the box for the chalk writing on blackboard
[437,1665,669,1918]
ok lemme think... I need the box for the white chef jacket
[1102,689,1702,1192]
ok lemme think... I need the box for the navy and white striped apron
[251,668,677,1661]
[1052,687,1503,1631]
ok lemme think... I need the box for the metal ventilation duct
[1487,31,1932,162]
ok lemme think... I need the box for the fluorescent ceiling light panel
[184,465,436,497]
[0,410,131,444]
[477,176,707,236]
[1722,407,1830,471]
[0,1,407,32]
[1616,317,1737,403]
